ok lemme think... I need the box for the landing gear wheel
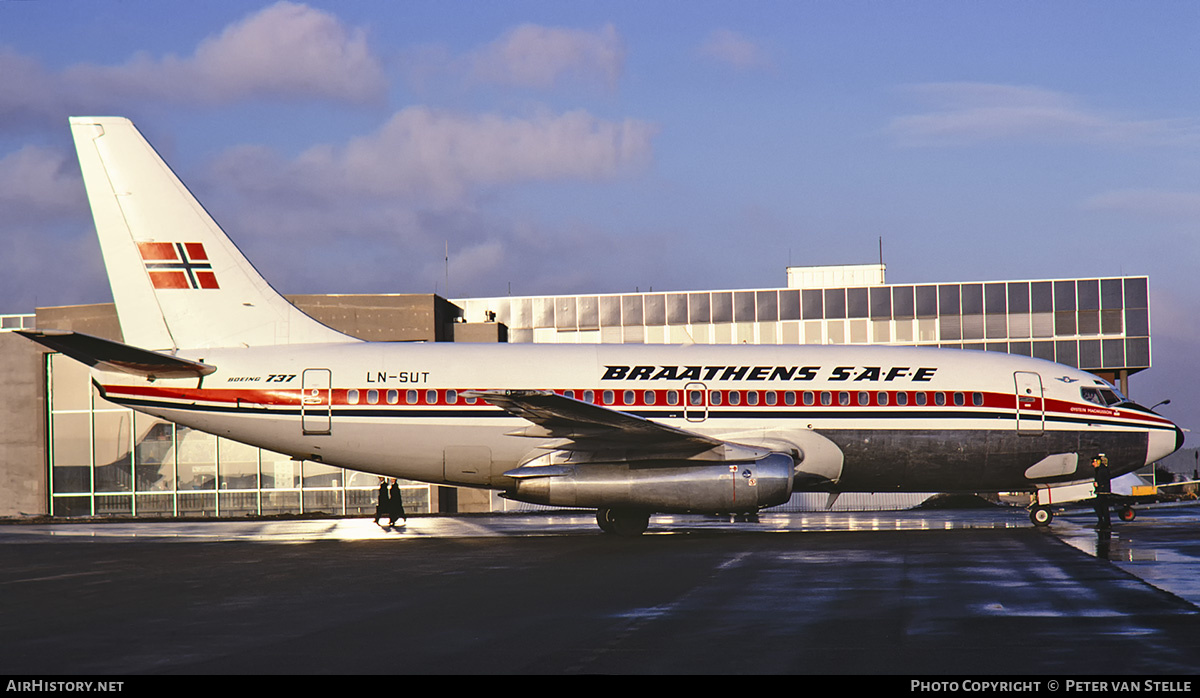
[596,508,650,536]
[1030,506,1053,527]
[1118,506,1136,522]
[596,508,617,534]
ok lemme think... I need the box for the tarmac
[1,503,1198,675]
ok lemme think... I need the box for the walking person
[389,479,407,525]
[374,479,390,526]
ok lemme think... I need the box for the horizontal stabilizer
[18,330,216,380]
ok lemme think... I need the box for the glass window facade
[459,275,1150,371]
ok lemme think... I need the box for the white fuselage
[94,342,1182,496]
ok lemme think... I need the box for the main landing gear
[596,507,651,536]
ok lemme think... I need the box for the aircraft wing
[464,389,769,462]
[18,330,216,380]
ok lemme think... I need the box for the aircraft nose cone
[1146,419,1186,466]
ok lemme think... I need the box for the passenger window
[367,389,379,405]
[877,392,888,406]
[426,390,437,404]
[711,391,723,406]
[746,391,759,406]
[667,390,679,406]
[603,390,615,405]
[386,389,398,405]
[935,392,946,406]
[446,390,457,404]
[347,389,360,405]
[729,391,741,406]
[954,392,965,406]
[785,391,796,406]
[896,392,908,406]
[644,390,656,405]
[765,391,777,406]
[407,390,418,404]
[972,392,983,406]
[838,392,850,406]
[915,392,927,406]
[584,390,595,403]
[857,392,869,406]
[623,390,635,405]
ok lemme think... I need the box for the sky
[2,1,1198,435]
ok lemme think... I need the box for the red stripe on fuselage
[96,384,1175,428]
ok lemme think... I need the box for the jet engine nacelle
[504,452,796,513]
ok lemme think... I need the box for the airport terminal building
[0,264,1154,519]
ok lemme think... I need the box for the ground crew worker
[1092,453,1111,529]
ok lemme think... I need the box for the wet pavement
[1,504,1198,674]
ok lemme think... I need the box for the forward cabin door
[1014,371,1045,435]
[302,368,332,435]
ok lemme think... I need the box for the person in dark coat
[374,479,390,526]
[389,480,407,525]
[1092,453,1111,529]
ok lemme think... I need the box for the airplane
[19,117,1185,535]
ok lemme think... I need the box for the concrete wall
[32,295,468,343]
[0,333,48,516]
[290,294,460,342]
[448,322,508,343]
[36,304,123,341]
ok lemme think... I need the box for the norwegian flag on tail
[138,242,220,290]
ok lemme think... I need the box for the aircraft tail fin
[69,116,355,350]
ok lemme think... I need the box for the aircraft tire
[1118,506,1136,522]
[1030,506,1053,527]
[596,508,617,534]
[606,509,650,537]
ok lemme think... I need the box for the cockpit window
[1082,386,1124,407]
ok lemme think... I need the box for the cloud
[210,106,657,206]
[191,107,658,297]
[0,146,87,224]
[888,83,1200,147]
[698,30,771,70]
[0,2,385,127]
[468,23,625,90]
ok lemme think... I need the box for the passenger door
[301,368,332,435]
[1014,371,1044,435]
